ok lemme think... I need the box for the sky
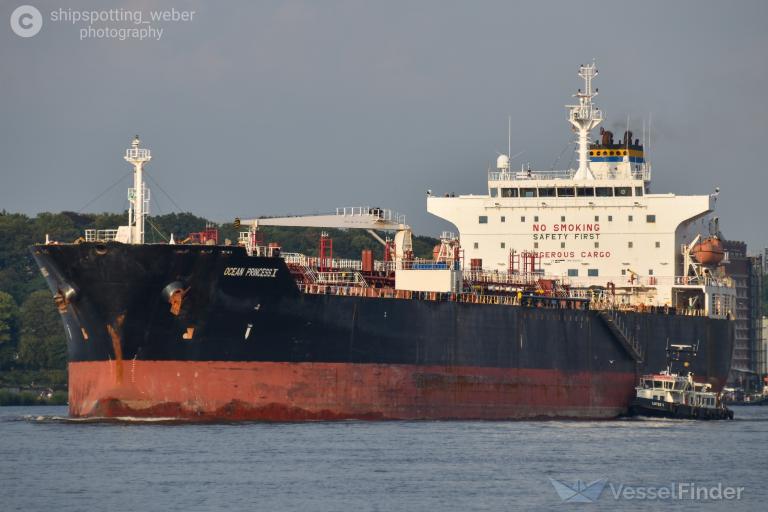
[2,0,767,253]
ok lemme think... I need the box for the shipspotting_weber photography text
[33,7,198,40]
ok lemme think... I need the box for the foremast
[124,136,151,244]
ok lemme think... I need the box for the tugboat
[630,343,734,420]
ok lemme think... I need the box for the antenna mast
[124,135,152,244]
[567,61,603,180]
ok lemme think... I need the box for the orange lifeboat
[691,236,725,265]
[432,244,442,261]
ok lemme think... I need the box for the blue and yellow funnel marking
[589,148,644,163]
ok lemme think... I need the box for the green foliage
[0,291,18,345]
[0,369,67,389]
[0,389,67,406]
[146,212,210,243]
[0,291,19,369]
[18,290,66,370]
[0,212,45,301]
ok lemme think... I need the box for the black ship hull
[30,243,734,420]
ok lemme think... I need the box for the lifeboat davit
[691,236,725,265]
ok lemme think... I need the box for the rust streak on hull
[105,314,125,384]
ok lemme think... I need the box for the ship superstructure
[427,63,735,318]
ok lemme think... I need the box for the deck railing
[84,229,118,242]
[488,166,651,182]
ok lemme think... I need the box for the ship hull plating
[70,361,635,420]
[32,243,734,421]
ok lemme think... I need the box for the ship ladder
[596,310,644,363]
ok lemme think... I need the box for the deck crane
[235,207,413,262]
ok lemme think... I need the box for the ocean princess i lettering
[223,267,278,278]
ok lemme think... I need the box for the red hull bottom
[69,361,636,421]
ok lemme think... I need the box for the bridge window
[490,188,498,197]
[649,269,654,276]
[521,216,526,222]
[557,187,575,197]
[473,242,479,249]
[501,216,506,223]
[588,269,599,277]
[560,242,566,248]
[608,215,613,221]
[594,215,599,221]
[520,188,537,197]
[628,241,633,248]
[568,269,578,277]
[577,187,595,197]
[479,216,488,224]
[655,241,661,248]
[534,242,539,248]
[646,214,656,223]
[614,187,632,197]
[539,187,556,197]
[501,242,506,249]
[502,188,518,197]
[594,242,599,248]
[595,187,613,197]
[534,216,539,222]
[628,215,633,222]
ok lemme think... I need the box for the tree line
[0,210,438,387]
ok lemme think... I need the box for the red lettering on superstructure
[537,251,576,259]
[553,223,600,232]
[581,251,612,258]
[532,224,547,232]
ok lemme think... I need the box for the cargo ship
[31,63,735,420]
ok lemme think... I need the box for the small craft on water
[629,343,734,420]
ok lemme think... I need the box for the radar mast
[568,62,603,180]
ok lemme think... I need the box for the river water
[1,405,765,511]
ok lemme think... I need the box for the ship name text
[223,267,279,278]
